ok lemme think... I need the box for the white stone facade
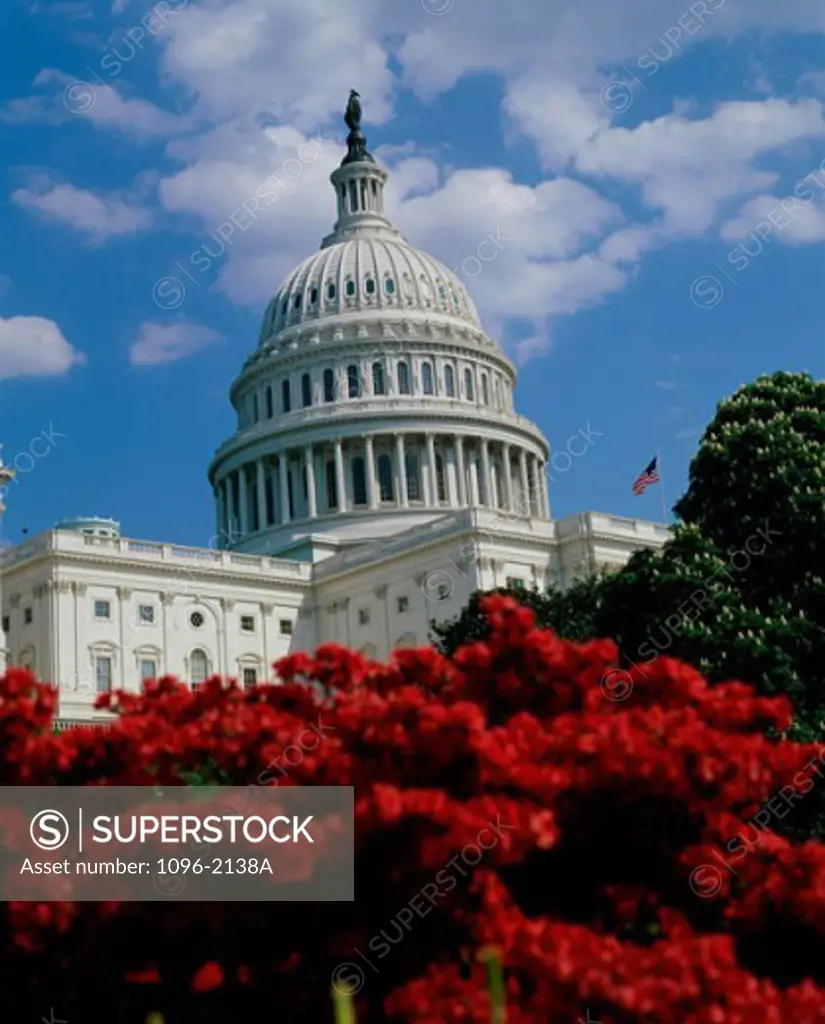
[0,133,669,724]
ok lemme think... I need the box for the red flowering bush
[2,595,825,1021]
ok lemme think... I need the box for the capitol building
[0,98,668,725]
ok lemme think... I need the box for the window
[385,278,395,295]
[323,369,335,402]
[445,365,455,397]
[279,619,293,636]
[294,292,301,309]
[347,364,360,398]
[243,667,258,691]
[266,385,274,418]
[94,600,111,620]
[365,278,375,295]
[506,577,526,589]
[378,454,394,501]
[358,608,370,626]
[465,369,474,401]
[241,615,255,633]
[302,372,312,407]
[372,362,385,395]
[138,604,154,624]
[397,596,409,614]
[352,457,367,506]
[422,362,434,395]
[1,615,8,632]
[397,361,411,395]
[140,659,157,681]
[252,393,259,422]
[190,611,204,629]
[24,607,32,625]
[436,454,447,503]
[94,655,113,693]
[310,286,318,305]
[190,648,209,689]
[282,379,291,413]
[346,279,356,297]
[405,453,420,501]
[482,375,489,405]
[326,460,338,510]
[327,282,336,300]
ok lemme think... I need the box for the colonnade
[215,433,550,542]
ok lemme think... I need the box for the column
[219,481,229,541]
[279,452,290,524]
[365,435,377,510]
[256,459,267,531]
[305,445,317,518]
[530,456,541,518]
[480,439,492,507]
[426,433,438,506]
[502,443,513,512]
[518,450,530,517]
[395,433,408,507]
[455,437,467,507]
[469,451,480,506]
[334,438,346,513]
[238,465,249,536]
[542,462,551,520]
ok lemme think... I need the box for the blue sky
[2,0,825,548]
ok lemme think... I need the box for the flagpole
[656,447,669,523]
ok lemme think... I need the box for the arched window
[301,372,312,407]
[422,362,434,395]
[365,278,375,295]
[397,361,411,395]
[372,362,385,395]
[347,364,360,398]
[252,393,259,422]
[481,375,489,405]
[293,292,301,309]
[445,365,455,397]
[282,379,291,413]
[405,453,420,501]
[190,648,209,689]
[385,278,395,295]
[378,454,394,501]
[436,454,446,503]
[345,279,356,297]
[310,286,318,305]
[327,282,336,300]
[465,369,474,401]
[352,457,367,505]
[493,377,500,407]
[266,385,274,419]
[325,460,338,510]
[323,369,335,402]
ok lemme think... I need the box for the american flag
[632,457,660,496]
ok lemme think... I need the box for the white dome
[210,97,550,562]
[259,236,482,345]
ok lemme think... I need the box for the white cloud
[129,322,222,366]
[721,192,825,244]
[12,180,152,245]
[2,70,185,139]
[160,0,393,130]
[0,317,85,380]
